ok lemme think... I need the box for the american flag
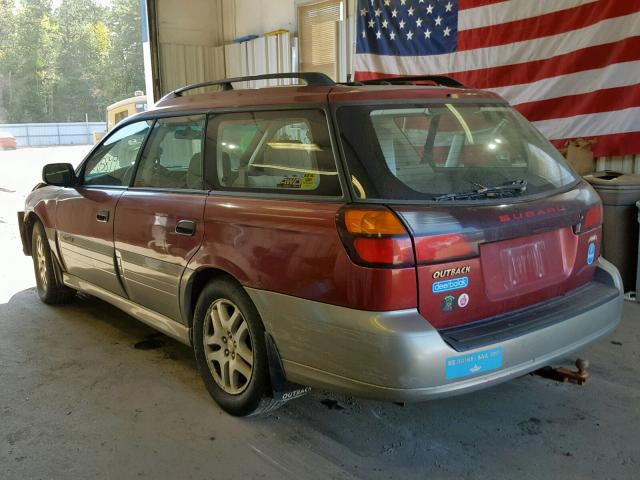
[354,0,640,157]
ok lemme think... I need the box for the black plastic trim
[159,72,335,102]
[17,211,29,255]
[356,75,465,88]
[265,333,311,402]
[439,279,620,352]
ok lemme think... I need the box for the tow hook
[533,358,591,385]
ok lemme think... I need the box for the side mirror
[42,163,76,187]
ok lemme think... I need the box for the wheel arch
[181,266,243,330]
[26,208,68,282]
[185,266,302,411]
[23,211,47,255]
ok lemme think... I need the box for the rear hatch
[392,184,602,328]
[334,92,603,329]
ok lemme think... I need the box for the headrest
[186,152,203,189]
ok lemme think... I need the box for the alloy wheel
[203,299,254,395]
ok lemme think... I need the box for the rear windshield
[336,103,578,202]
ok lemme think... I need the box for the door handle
[96,210,110,223]
[175,220,196,236]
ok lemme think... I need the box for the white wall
[150,0,331,95]
[155,0,296,45]
[157,0,226,46]
[231,0,296,37]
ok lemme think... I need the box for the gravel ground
[1,146,638,480]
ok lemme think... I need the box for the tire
[193,278,283,416]
[31,221,75,304]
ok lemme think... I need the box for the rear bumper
[247,257,624,402]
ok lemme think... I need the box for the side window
[133,115,206,189]
[208,109,341,196]
[83,120,152,186]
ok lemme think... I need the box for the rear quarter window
[207,109,342,197]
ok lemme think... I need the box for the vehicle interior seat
[237,144,317,189]
[186,152,203,189]
[218,151,237,187]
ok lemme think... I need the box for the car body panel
[55,187,127,297]
[327,84,503,104]
[248,258,622,401]
[26,186,64,257]
[148,84,500,124]
[391,182,603,328]
[0,131,17,149]
[63,272,190,345]
[189,195,418,311]
[114,189,207,322]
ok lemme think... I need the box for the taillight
[337,207,415,267]
[583,203,603,230]
[414,233,476,264]
[574,203,603,233]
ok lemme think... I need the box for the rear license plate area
[481,230,568,300]
[501,240,547,288]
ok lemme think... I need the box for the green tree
[0,0,17,122]
[52,0,108,121]
[0,0,145,123]
[1,0,57,123]
[105,0,145,103]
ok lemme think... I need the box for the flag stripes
[457,0,640,51]
[354,0,640,156]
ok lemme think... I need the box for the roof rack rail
[160,72,335,101]
[357,75,465,88]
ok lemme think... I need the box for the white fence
[0,122,106,147]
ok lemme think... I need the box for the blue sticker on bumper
[432,276,469,293]
[445,347,503,380]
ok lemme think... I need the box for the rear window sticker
[300,173,318,190]
[276,173,318,190]
[277,176,303,188]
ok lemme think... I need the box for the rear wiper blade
[433,179,528,202]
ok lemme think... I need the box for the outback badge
[433,265,471,279]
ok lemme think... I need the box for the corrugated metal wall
[0,122,106,147]
[596,155,640,174]
[224,33,295,88]
[159,32,295,94]
[160,44,226,93]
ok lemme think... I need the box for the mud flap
[265,334,311,402]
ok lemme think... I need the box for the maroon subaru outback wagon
[18,73,623,416]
